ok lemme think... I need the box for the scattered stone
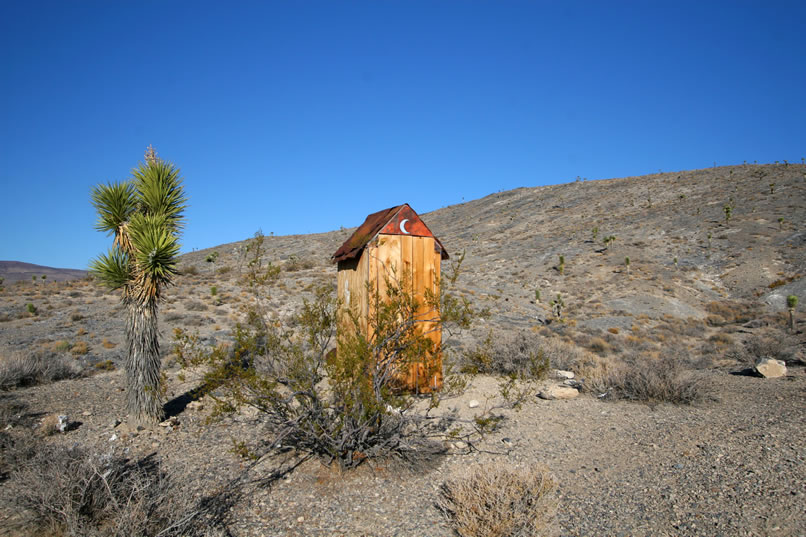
[82,410,92,417]
[468,399,480,408]
[453,441,468,450]
[160,416,180,428]
[187,400,204,411]
[57,415,69,433]
[112,419,122,428]
[755,358,787,378]
[109,433,118,442]
[555,369,575,379]
[297,516,305,523]
[539,385,580,400]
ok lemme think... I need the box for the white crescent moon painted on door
[400,219,410,234]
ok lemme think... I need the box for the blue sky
[1,1,804,269]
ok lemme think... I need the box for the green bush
[176,233,477,469]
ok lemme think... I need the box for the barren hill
[0,261,87,284]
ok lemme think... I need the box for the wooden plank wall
[369,234,443,392]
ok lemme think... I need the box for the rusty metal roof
[331,204,449,263]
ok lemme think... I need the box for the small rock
[453,441,468,450]
[555,369,575,379]
[151,441,160,448]
[82,411,92,417]
[468,399,480,408]
[755,358,786,378]
[297,516,305,523]
[501,437,513,447]
[57,415,69,433]
[539,385,580,400]
[112,419,122,428]
[109,433,118,442]
[187,400,203,411]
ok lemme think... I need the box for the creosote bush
[175,231,478,468]
[437,463,557,537]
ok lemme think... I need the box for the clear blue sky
[2,1,804,269]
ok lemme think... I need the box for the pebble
[468,399,480,408]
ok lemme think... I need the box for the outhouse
[331,204,449,392]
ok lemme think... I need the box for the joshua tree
[558,255,565,275]
[90,146,186,425]
[723,205,732,225]
[625,256,630,275]
[787,295,798,332]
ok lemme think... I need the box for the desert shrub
[6,444,216,537]
[70,341,89,356]
[708,332,733,346]
[70,312,83,322]
[539,337,594,372]
[463,330,549,379]
[180,265,199,276]
[176,232,478,469]
[0,350,83,390]
[163,312,185,323]
[216,265,232,275]
[26,303,37,316]
[587,336,611,355]
[743,330,800,365]
[53,340,72,352]
[705,300,754,324]
[205,251,219,263]
[437,463,557,537]
[185,299,209,311]
[283,254,315,272]
[94,360,116,371]
[600,351,704,404]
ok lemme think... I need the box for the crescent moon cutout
[400,219,410,234]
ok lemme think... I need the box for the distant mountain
[0,261,88,283]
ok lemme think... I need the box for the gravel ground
[2,366,804,537]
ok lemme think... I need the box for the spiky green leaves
[90,247,131,291]
[131,160,187,232]
[91,181,136,239]
[128,213,181,298]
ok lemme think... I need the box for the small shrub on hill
[0,350,82,390]
[6,444,216,537]
[463,330,549,379]
[599,351,704,404]
[437,463,557,537]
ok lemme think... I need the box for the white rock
[756,358,787,378]
[538,385,580,400]
[555,370,575,379]
[453,441,468,449]
[109,433,118,442]
[57,415,69,433]
[468,399,480,408]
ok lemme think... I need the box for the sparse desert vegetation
[0,164,805,536]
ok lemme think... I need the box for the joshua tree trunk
[126,299,164,425]
[790,309,796,332]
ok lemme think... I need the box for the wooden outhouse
[331,204,449,392]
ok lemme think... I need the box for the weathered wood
[335,207,445,393]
